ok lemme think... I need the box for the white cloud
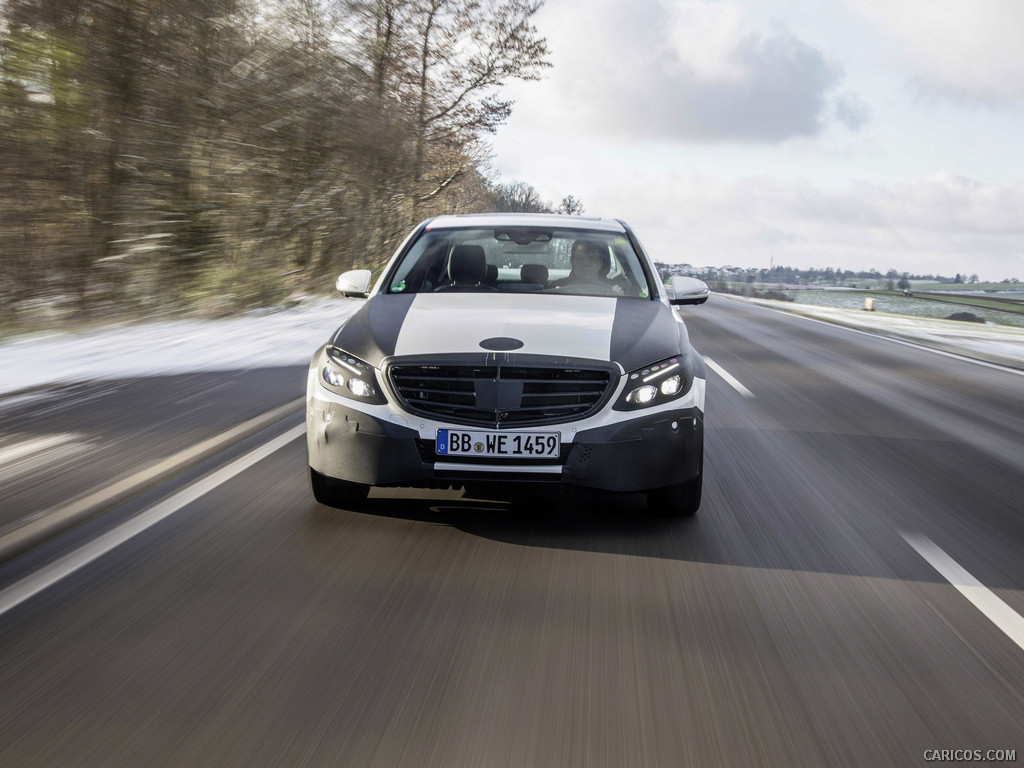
[492,1,1024,281]
[592,172,1024,279]
[847,0,1024,104]
[833,93,871,130]
[523,0,863,142]
[663,2,752,83]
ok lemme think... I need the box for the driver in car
[551,238,627,294]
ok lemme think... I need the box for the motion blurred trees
[0,0,551,323]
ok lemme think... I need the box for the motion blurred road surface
[1,297,1022,767]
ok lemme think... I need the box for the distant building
[655,262,700,279]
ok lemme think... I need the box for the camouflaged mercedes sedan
[306,213,710,515]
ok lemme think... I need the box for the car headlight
[319,346,387,404]
[614,355,692,410]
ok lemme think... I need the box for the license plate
[436,429,560,458]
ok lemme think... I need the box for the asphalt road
[1,296,1022,767]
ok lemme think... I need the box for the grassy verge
[865,290,1024,315]
[911,282,1021,292]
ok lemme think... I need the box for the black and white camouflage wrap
[330,292,706,394]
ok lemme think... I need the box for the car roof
[424,213,628,233]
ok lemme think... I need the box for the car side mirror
[336,269,372,298]
[668,276,710,305]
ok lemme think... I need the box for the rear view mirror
[336,269,372,298]
[668,276,710,305]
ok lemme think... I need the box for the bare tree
[0,0,560,325]
[490,180,549,213]
[406,0,549,217]
[557,195,584,215]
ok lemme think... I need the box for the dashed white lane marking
[0,423,305,618]
[901,532,1024,653]
[703,357,755,398]
[0,435,79,469]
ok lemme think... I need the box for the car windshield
[384,227,652,299]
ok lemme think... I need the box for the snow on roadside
[0,297,361,397]
[732,295,1024,370]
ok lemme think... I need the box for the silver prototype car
[307,213,710,515]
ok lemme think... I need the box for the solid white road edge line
[0,423,306,618]
[703,357,755,398]
[0,397,305,561]
[901,532,1024,653]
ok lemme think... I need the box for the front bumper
[307,399,703,493]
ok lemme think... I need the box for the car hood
[330,292,686,372]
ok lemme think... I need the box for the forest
[0,0,571,327]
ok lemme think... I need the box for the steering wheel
[554,279,616,295]
[434,282,497,292]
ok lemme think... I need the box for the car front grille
[387,362,615,428]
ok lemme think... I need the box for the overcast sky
[489,0,1024,281]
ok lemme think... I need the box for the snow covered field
[0,297,360,397]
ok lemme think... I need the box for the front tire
[646,463,702,518]
[310,467,369,509]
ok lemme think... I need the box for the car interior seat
[441,245,490,290]
[520,263,549,285]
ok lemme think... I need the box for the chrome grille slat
[517,402,593,412]
[523,390,605,400]
[408,387,475,398]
